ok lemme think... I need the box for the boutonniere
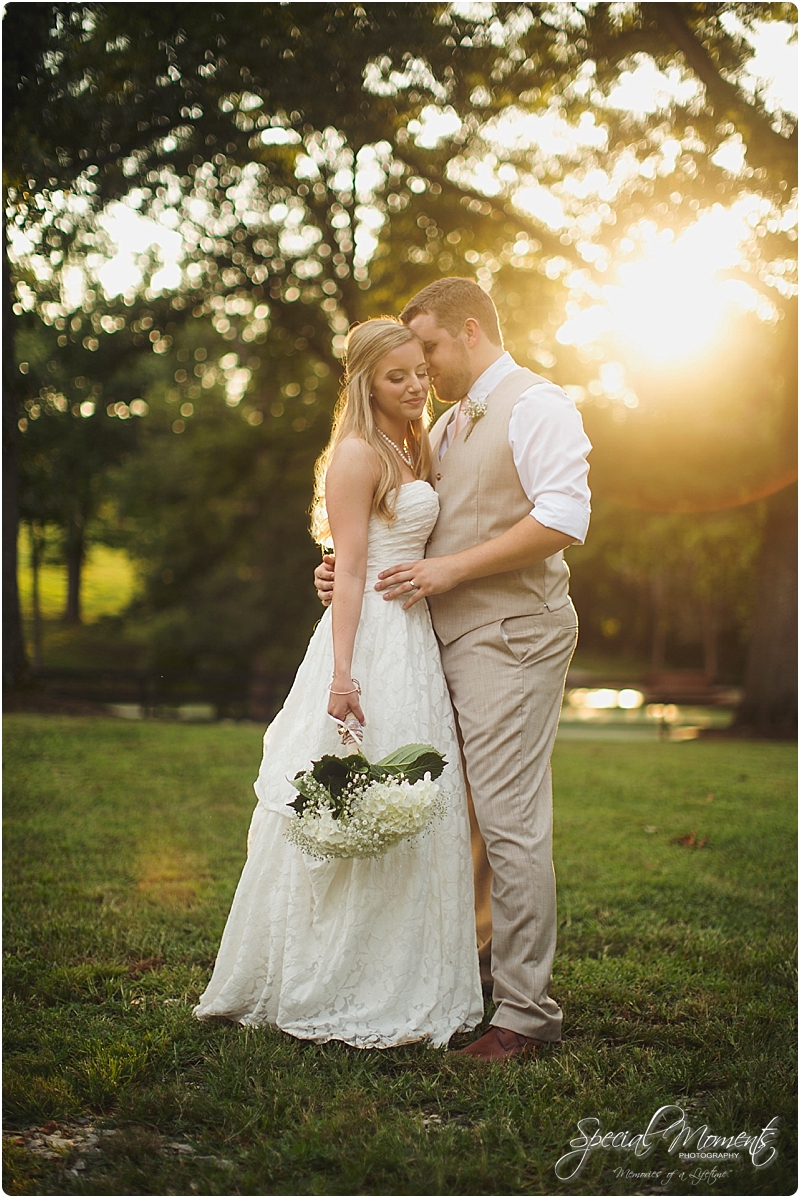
[463,396,487,440]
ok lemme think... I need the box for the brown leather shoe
[453,1025,546,1060]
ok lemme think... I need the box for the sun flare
[605,254,731,362]
[557,201,781,364]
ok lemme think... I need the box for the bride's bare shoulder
[328,437,380,483]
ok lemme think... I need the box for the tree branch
[398,143,574,262]
[650,3,797,181]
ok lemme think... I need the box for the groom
[317,278,591,1059]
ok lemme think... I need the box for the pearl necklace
[377,428,413,467]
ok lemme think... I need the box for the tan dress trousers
[440,603,578,1042]
[459,729,493,989]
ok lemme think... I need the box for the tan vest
[426,367,572,645]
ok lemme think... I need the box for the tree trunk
[734,482,797,737]
[63,520,85,625]
[2,215,27,688]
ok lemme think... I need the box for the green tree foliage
[15,311,151,622]
[569,499,765,680]
[106,314,336,671]
[4,3,796,727]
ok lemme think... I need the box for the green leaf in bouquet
[310,753,371,799]
[373,744,446,784]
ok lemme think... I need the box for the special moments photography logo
[555,1105,780,1183]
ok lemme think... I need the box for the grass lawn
[3,715,796,1196]
[17,536,140,624]
[17,533,147,671]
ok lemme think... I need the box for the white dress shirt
[438,352,592,544]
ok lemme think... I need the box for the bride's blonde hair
[310,318,433,547]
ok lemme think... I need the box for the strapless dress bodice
[362,480,439,589]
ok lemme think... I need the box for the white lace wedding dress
[194,480,483,1047]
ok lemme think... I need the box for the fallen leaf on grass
[127,957,164,976]
[671,831,708,848]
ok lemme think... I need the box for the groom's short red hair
[400,278,503,346]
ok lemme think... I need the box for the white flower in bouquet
[284,745,447,860]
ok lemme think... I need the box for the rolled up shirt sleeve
[508,382,592,544]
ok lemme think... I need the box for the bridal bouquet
[285,744,447,860]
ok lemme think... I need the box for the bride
[194,318,483,1048]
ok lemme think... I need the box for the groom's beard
[429,343,473,403]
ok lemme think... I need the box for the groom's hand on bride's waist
[376,519,575,609]
[314,551,457,611]
[375,557,461,609]
[315,554,335,606]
